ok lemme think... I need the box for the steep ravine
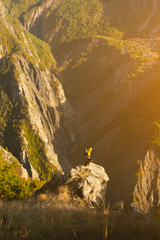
[19,0,160,211]
[20,0,55,37]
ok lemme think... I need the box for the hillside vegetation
[44,0,123,44]
[1,0,42,17]
[0,147,42,199]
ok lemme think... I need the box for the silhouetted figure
[84,147,93,166]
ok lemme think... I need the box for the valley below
[0,0,160,239]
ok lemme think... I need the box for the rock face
[16,55,74,171]
[35,163,109,208]
[0,1,75,177]
[133,148,160,214]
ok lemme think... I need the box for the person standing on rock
[84,147,93,166]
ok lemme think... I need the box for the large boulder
[35,163,109,208]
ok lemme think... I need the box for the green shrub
[0,154,42,200]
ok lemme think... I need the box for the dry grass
[107,211,160,240]
[0,189,159,240]
[0,198,108,240]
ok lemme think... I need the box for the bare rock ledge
[34,163,109,208]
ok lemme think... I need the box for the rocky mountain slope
[0,0,75,181]
[0,0,160,213]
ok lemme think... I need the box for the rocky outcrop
[132,149,160,214]
[35,163,109,208]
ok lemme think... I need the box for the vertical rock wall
[133,148,160,213]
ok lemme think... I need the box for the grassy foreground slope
[0,198,159,240]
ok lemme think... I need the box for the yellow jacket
[87,147,92,159]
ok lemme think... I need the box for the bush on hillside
[0,154,42,200]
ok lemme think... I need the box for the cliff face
[0,1,75,179]
[16,54,74,171]
[133,149,160,214]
